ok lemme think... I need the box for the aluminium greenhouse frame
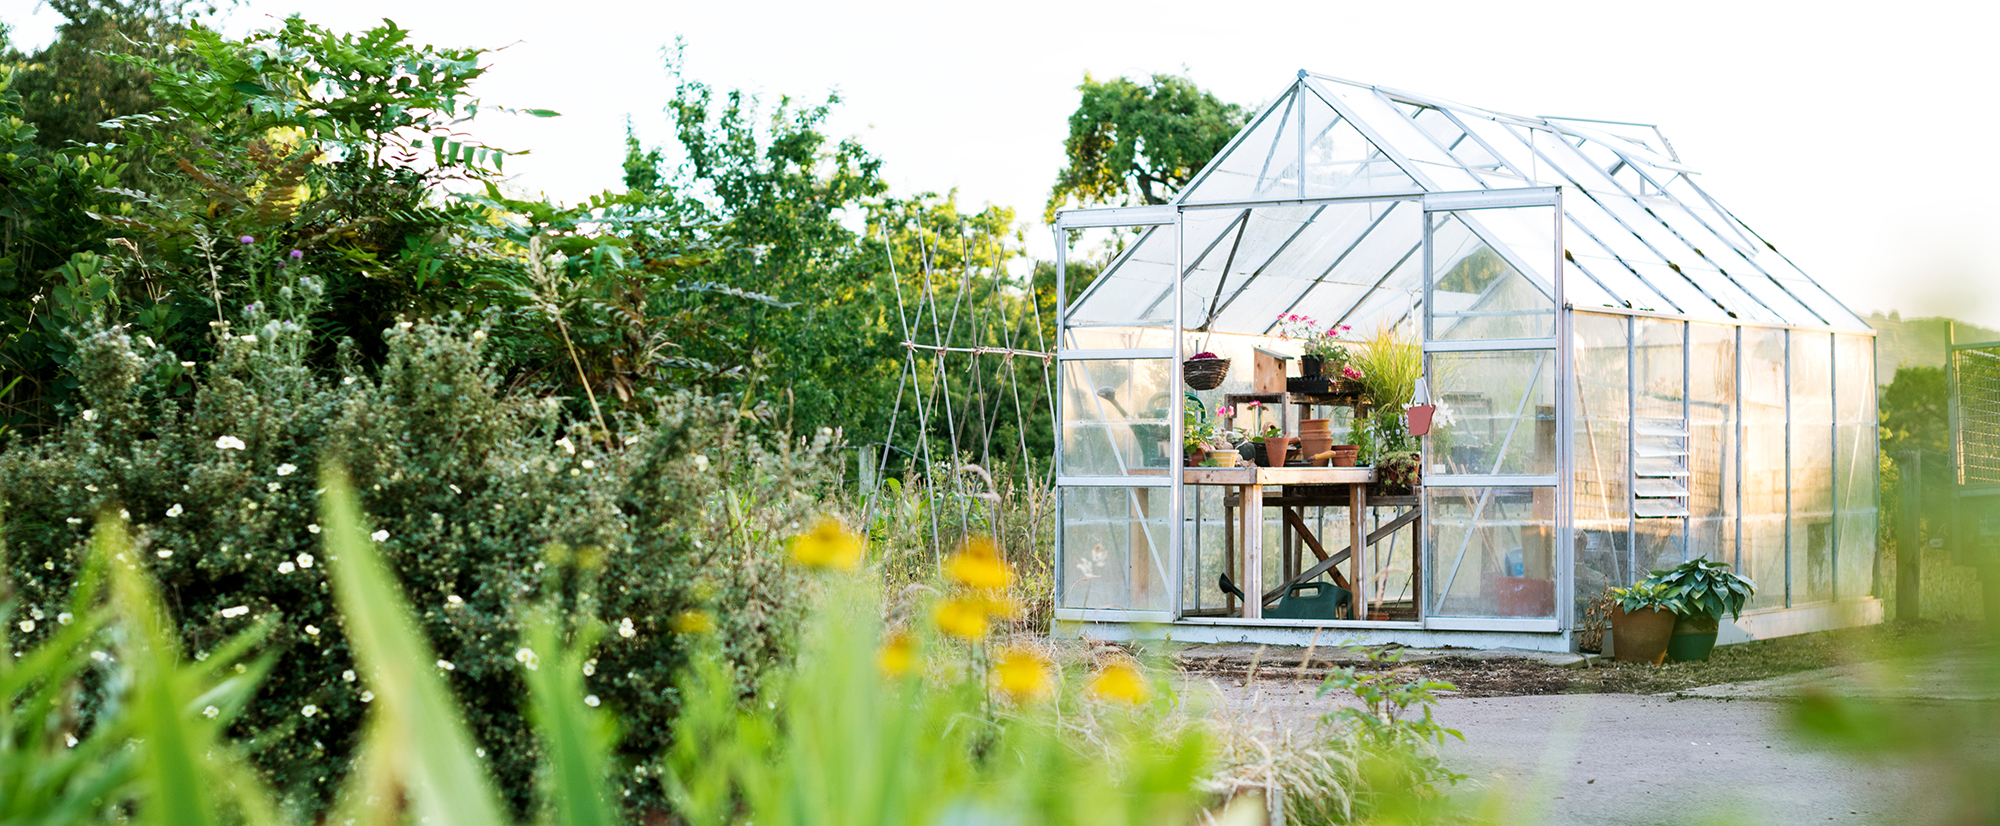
[1050,72,1881,651]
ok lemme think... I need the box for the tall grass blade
[103,517,223,826]
[522,609,617,826]
[319,469,511,826]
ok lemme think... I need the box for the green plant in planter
[1645,557,1756,623]
[1608,581,1681,614]
[1643,557,1756,662]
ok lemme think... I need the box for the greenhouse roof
[1062,71,1868,337]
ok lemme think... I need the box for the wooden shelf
[1183,466,1377,486]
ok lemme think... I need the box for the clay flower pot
[1330,444,1360,467]
[1263,435,1293,466]
[1185,445,1208,467]
[1610,605,1677,664]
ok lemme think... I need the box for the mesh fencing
[1955,345,2000,486]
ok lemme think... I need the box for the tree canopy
[1045,73,1248,220]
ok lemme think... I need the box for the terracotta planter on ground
[1667,614,1721,662]
[1495,576,1556,617]
[1610,605,1676,664]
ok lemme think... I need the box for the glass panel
[1181,89,1300,203]
[1060,359,1174,477]
[1186,205,1320,331]
[1427,485,1558,618]
[1183,485,1227,613]
[1742,327,1788,608]
[1218,199,1418,335]
[1633,319,1687,570]
[1059,486,1172,612]
[1061,326,1175,351]
[1790,331,1834,603]
[1299,87,1421,200]
[1572,313,1631,615]
[1428,349,1558,476]
[1833,324,1872,566]
[1067,226,1177,326]
[1427,212,1555,341]
[1689,323,1739,570]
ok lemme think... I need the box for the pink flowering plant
[1274,314,1353,362]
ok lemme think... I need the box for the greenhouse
[1051,71,1880,651]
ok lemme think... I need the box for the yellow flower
[789,517,863,570]
[945,537,1011,591]
[670,610,715,634]
[992,646,1052,701]
[877,631,916,677]
[1088,661,1150,705]
[934,598,990,640]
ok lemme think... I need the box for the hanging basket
[1182,357,1231,391]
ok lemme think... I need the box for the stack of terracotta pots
[1298,419,1334,466]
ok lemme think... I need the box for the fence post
[1898,450,1922,622]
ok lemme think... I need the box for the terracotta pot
[1331,449,1358,467]
[1299,418,1333,434]
[1609,605,1676,664]
[1406,403,1436,436]
[1299,435,1334,461]
[1263,435,1293,466]
[1185,445,1207,467]
[1495,576,1556,617]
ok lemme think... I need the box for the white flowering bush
[0,309,835,817]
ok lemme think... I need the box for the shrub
[0,304,834,816]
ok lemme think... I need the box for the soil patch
[1176,621,1978,698]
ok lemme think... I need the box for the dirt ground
[1175,620,1982,698]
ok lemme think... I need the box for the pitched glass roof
[1065,72,1866,335]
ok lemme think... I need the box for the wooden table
[1184,466,1376,620]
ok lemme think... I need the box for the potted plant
[1645,558,1756,662]
[1183,349,1230,391]
[1183,404,1219,466]
[1249,423,1290,467]
[1374,450,1421,494]
[1275,315,1352,377]
[1607,582,1680,664]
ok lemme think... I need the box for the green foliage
[1313,646,1465,823]
[0,310,833,818]
[1,516,277,826]
[5,0,216,156]
[664,572,1211,826]
[1046,73,1248,218]
[1643,557,1756,622]
[1608,581,1679,614]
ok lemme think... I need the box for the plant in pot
[1275,315,1351,378]
[1249,423,1290,467]
[1183,348,1230,391]
[1607,582,1681,664]
[1375,450,1421,494]
[1184,404,1219,466]
[1646,558,1756,662]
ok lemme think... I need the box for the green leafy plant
[1608,581,1680,614]
[1314,646,1465,822]
[1644,557,1756,622]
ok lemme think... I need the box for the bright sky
[6,0,1997,329]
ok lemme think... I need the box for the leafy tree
[6,0,219,154]
[1045,73,1248,220]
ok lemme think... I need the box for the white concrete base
[1717,598,1885,645]
[1056,619,1573,653]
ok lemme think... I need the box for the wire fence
[1954,344,2000,486]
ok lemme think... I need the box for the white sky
[6,0,1997,328]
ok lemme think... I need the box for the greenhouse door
[1051,206,1182,624]
[1419,190,1566,633]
